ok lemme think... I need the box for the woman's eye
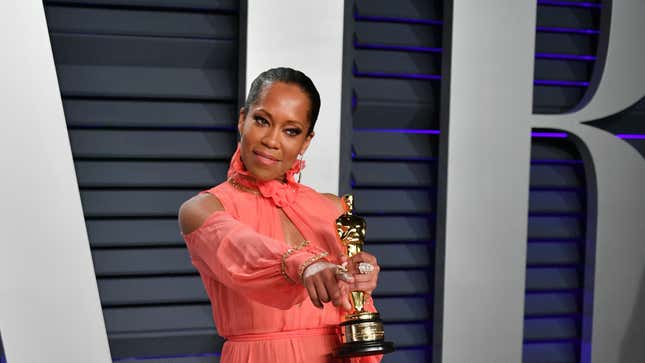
[285,128,302,136]
[254,117,268,126]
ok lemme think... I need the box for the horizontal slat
[528,216,581,239]
[75,161,228,187]
[81,190,196,217]
[98,270,431,306]
[362,216,580,242]
[87,218,183,247]
[534,85,586,113]
[352,161,436,187]
[69,130,236,159]
[104,304,213,333]
[355,0,442,20]
[353,132,438,159]
[354,100,438,129]
[526,243,581,266]
[525,292,579,316]
[354,78,439,105]
[383,322,431,348]
[523,341,577,363]
[531,139,582,161]
[63,99,236,129]
[382,348,431,363]
[353,189,435,214]
[535,32,596,56]
[50,33,235,68]
[98,275,207,306]
[355,49,440,76]
[364,216,434,242]
[524,317,579,340]
[57,65,236,100]
[45,5,237,39]
[93,248,194,276]
[354,134,583,161]
[528,190,582,213]
[537,5,598,29]
[377,296,432,322]
[525,267,580,290]
[534,58,592,82]
[352,162,582,188]
[354,22,441,49]
[352,189,582,214]
[369,244,432,269]
[108,330,222,360]
[529,164,583,187]
[45,0,237,11]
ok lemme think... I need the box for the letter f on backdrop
[435,1,645,363]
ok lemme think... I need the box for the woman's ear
[300,131,315,155]
[237,107,246,137]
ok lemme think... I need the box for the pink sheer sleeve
[182,211,329,309]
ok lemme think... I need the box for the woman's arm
[179,194,343,310]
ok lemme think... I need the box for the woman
[178,67,382,363]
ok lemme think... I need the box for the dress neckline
[226,143,304,208]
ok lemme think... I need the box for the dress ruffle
[227,144,305,208]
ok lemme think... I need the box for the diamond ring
[357,262,375,274]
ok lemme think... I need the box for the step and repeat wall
[1,0,644,362]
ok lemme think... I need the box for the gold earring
[297,154,304,183]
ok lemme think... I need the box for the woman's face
[238,82,314,182]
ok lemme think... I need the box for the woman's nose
[261,127,280,148]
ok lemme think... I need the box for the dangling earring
[297,153,304,183]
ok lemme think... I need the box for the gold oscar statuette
[333,194,395,358]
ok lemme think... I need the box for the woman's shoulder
[178,182,233,235]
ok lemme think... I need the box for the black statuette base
[334,340,395,358]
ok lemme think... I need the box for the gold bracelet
[280,240,310,283]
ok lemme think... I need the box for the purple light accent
[355,42,443,53]
[536,26,600,35]
[354,14,443,26]
[524,313,582,319]
[538,0,602,8]
[354,70,441,81]
[113,353,220,361]
[531,159,584,165]
[532,132,568,138]
[617,133,645,140]
[535,52,597,61]
[355,128,440,135]
[523,338,580,344]
[354,128,569,139]
[525,288,581,295]
[535,79,589,87]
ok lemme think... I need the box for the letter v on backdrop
[435,1,645,363]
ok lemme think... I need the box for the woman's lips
[253,151,280,166]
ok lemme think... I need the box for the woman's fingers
[305,280,322,309]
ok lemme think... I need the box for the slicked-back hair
[243,67,321,135]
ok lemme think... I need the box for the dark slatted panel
[43,1,240,360]
[341,1,600,362]
[527,2,600,362]
[344,1,442,361]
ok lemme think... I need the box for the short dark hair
[243,67,321,134]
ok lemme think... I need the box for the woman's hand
[302,262,353,311]
[343,252,380,295]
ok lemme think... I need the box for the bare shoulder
[322,193,344,215]
[178,193,224,235]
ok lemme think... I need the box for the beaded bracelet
[280,240,310,283]
[297,251,329,282]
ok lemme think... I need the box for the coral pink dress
[181,146,383,363]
